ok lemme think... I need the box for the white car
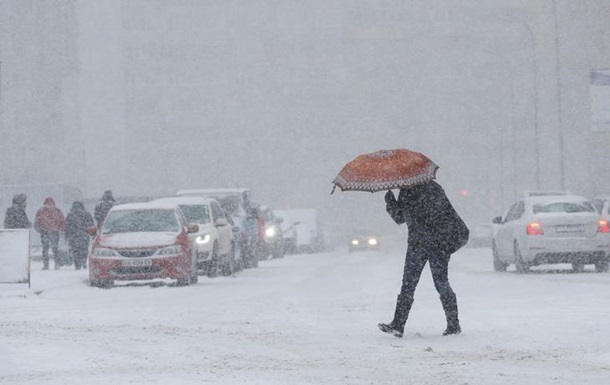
[152,196,239,276]
[491,195,610,273]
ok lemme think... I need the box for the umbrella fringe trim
[332,163,438,192]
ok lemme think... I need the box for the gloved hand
[385,190,397,205]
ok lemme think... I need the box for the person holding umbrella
[332,149,469,338]
[379,181,469,338]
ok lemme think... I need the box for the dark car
[259,206,285,259]
[347,230,381,253]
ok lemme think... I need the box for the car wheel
[492,242,507,272]
[244,241,259,268]
[232,242,243,273]
[513,242,529,274]
[572,263,585,273]
[221,246,235,276]
[272,245,285,259]
[595,259,609,273]
[176,276,190,286]
[208,243,220,278]
[90,279,113,288]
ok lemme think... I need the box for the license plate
[556,224,585,233]
[122,259,152,267]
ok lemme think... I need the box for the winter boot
[378,294,413,338]
[441,294,461,336]
[378,322,404,338]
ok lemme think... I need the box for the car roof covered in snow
[176,188,250,196]
[524,195,594,205]
[109,202,181,212]
[151,196,216,206]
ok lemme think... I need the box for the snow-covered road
[1,246,609,384]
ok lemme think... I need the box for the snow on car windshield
[533,201,596,214]
[179,204,210,224]
[102,209,180,234]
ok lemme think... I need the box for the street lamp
[482,49,514,207]
[551,0,566,190]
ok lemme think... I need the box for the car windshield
[218,195,245,217]
[102,209,180,234]
[179,204,210,224]
[533,201,596,214]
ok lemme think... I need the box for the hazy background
[1,0,610,236]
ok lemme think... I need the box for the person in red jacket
[34,197,67,270]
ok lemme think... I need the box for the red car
[88,202,199,288]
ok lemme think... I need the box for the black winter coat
[387,181,469,255]
[4,206,32,229]
[66,202,94,253]
[94,200,114,228]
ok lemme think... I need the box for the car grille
[117,249,158,258]
[113,266,164,275]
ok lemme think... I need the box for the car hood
[97,232,180,249]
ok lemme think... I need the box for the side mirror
[85,226,98,236]
[187,223,199,233]
[215,217,229,227]
[492,216,503,225]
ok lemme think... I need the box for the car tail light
[257,215,265,240]
[526,222,544,235]
[597,219,610,233]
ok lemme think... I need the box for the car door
[503,201,526,261]
[496,202,522,260]
[211,202,233,255]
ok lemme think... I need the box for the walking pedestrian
[94,190,116,229]
[4,193,31,229]
[34,197,67,270]
[378,181,469,338]
[65,201,94,270]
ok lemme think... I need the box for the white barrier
[0,229,30,286]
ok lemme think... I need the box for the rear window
[102,209,180,234]
[533,201,596,214]
[179,204,210,224]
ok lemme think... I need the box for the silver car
[492,195,610,273]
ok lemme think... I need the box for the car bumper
[89,254,191,281]
[348,244,380,252]
[524,237,610,263]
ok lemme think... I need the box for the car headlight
[92,247,118,257]
[196,234,211,244]
[368,238,378,246]
[265,227,276,238]
[154,245,182,256]
[351,239,359,245]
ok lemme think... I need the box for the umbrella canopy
[332,149,439,193]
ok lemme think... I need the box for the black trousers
[40,231,60,264]
[397,243,457,314]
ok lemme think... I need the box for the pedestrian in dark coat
[4,193,31,229]
[379,180,469,338]
[94,190,116,229]
[65,201,94,270]
[34,197,67,270]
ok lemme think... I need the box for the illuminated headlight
[265,227,276,238]
[154,245,182,256]
[196,234,211,244]
[92,247,118,257]
[368,238,378,246]
[351,239,359,245]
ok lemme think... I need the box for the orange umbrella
[332,149,439,194]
